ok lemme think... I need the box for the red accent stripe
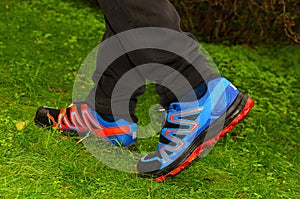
[102,126,131,136]
[68,104,131,137]
[69,105,86,130]
[80,104,131,136]
[47,113,57,127]
[155,97,255,182]
[92,126,131,138]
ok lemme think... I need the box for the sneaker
[137,77,254,181]
[34,103,137,147]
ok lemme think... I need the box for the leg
[88,0,220,117]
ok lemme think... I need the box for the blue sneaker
[34,103,137,147]
[137,77,254,181]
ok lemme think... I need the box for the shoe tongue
[167,82,207,112]
[179,82,207,102]
[100,114,117,122]
[168,100,201,112]
[99,114,122,122]
[100,114,126,122]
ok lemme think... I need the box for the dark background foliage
[171,0,300,45]
[84,0,299,45]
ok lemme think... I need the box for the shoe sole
[153,93,254,182]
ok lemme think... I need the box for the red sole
[155,97,255,182]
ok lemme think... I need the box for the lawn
[0,0,299,198]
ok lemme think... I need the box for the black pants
[86,0,219,121]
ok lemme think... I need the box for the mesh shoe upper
[34,104,137,147]
[137,77,240,174]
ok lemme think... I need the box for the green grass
[0,0,299,198]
